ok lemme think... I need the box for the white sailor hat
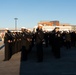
[21,27,25,29]
[5,28,9,30]
[38,24,43,27]
[28,29,31,31]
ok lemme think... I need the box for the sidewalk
[0,41,76,75]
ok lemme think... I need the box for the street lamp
[14,18,18,31]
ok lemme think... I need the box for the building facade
[38,21,59,26]
[33,21,76,32]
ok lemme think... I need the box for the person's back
[35,25,44,62]
[65,32,71,42]
[65,32,71,49]
[51,27,61,58]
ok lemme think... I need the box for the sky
[0,0,76,29]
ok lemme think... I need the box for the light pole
[14,18,18,31]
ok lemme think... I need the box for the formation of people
[3,25,76,62]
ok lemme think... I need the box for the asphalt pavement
[0,41,76,75]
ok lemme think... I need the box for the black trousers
[21,46,28,61]
[52,46,60,58]
[36,43,43,62]
[65,41,71,49]
[9,43,12,59]
[4,42,12,61]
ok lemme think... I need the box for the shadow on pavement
[0,44,5,50]
[19,46,59,75]
[19,46,76,75]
